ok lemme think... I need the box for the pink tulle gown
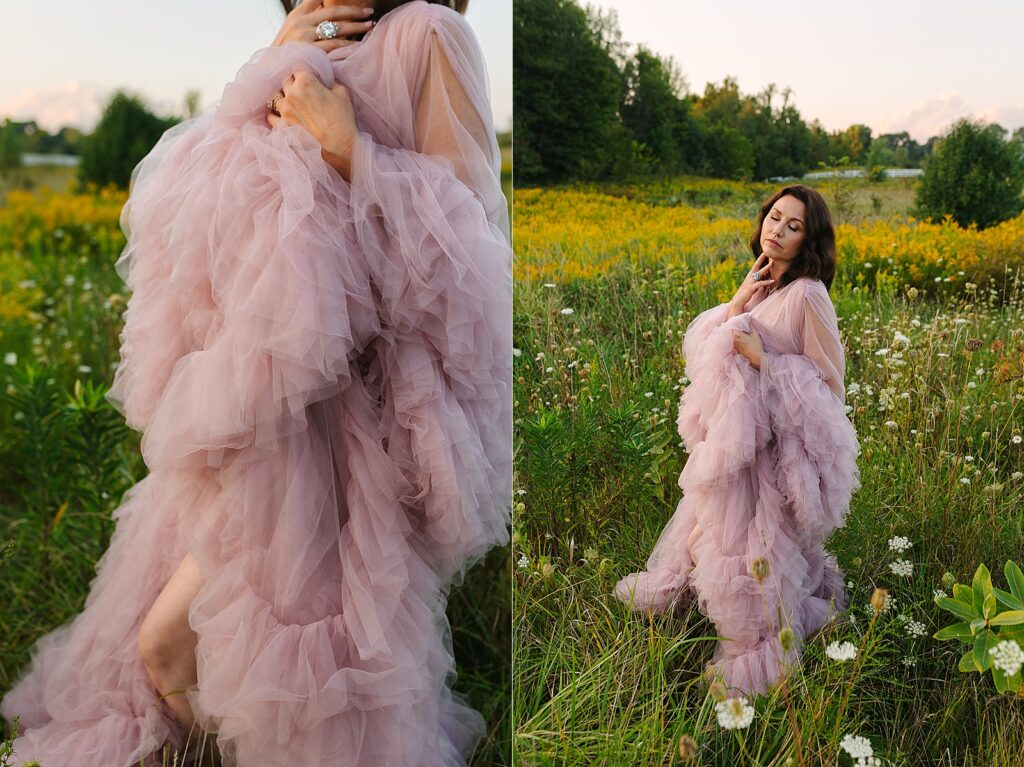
[0,3,511,766]
[614,276,861,697]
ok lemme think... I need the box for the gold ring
[267,93,283,116]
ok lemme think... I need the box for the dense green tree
[807,120,832,167]
[78,92,178,189]
[697,121,754,180]
[0,119,24,173]
[512,0,624,183]
[915,118,1024,228]
[619,46,699,174]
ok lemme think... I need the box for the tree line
[512,0,1023,186]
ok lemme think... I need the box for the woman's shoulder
[380,1,471,38]
[790,276,831,301]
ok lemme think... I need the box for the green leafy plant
[933,561,1024,694]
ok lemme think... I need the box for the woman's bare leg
[687,523,702,567]
[138,552,204,732]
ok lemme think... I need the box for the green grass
[513,180,1024,766]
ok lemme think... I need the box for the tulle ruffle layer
[614,306,860,697]
[2,15,510,766]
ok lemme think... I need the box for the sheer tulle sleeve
[798,287,846,404]
[757,284,859,545]
[347,8,512,583]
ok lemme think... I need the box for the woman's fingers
[312,37,358,52]
[293,0,324,14]
[310,5,374,24]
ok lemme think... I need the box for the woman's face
[760,195,806,264]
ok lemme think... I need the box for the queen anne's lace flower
[905,620,927,637]
[715,696,754,730]
[840,733,874,759]
[825,640,858,661]
[889,559,914,577]
[989,640,1024,677]
[887,535,912,553]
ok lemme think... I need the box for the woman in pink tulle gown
[0,1,510,765]
[614,185,861,697]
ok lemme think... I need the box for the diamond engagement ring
[267,93,283,116]
[750,269,762,281]
[315,20,340,40]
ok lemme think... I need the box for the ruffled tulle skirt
[614,305,860,696]
[1,39,510,767]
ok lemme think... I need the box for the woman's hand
[267,72,359,182]
[272,0,375,54]
[732,326,764,370]
[727,252,774,319]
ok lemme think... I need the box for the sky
[589,0,1023,143]
[0,0,511,134]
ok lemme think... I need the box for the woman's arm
[798,288,846,404]
[752,287,845,403]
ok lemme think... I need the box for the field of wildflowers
[513,177,1024,766]
[0,187,510,767]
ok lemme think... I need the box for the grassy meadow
[0,178,511,767]
[513,177,1024,766]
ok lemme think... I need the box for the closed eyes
[769,214,801,232]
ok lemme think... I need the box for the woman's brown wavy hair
[749,184,837,292]
[278,0,468,22]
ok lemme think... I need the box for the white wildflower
[715,696,755,730]
[559,308,574,315]
[887,536,912,553]
[905,620,927,637]
[517,554,528,569]
[839,733,874,759]
[3,352,16,366]
[989,640,1024,677]
[825,640,858,661]
[1013,435,1023,445]
[890,559,914,577]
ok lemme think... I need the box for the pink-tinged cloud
[980,102,1024,134]
[877,93,1024,143]
[876,93,973,143]
[1,81,109,132]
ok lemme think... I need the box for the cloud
[979,102,1024,134]
[876,93,972,142]
[0,81,110,133]
[878,93,1024,142]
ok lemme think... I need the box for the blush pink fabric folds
[614,277,861,697]
[0,3,511,766]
